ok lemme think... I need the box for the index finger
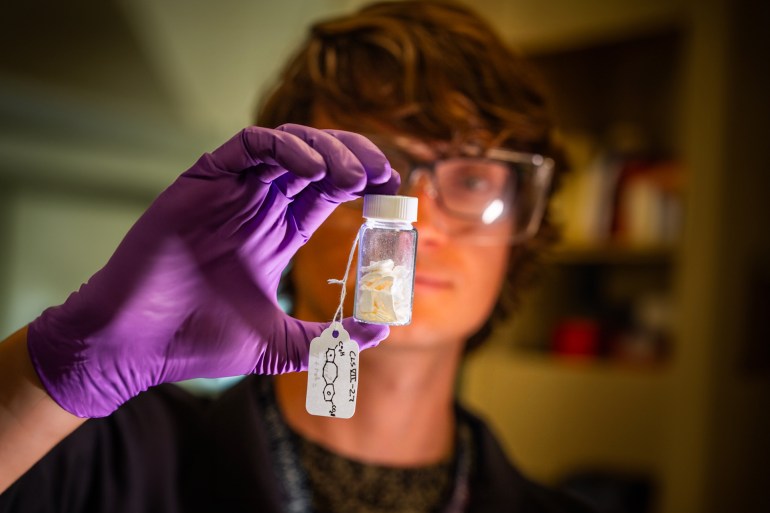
[322,130,398,190]
[204,127,327,181]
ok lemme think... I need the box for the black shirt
[1,376,594,512]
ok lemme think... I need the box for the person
[0,1,593,512]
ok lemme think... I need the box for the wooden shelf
[545,242,677,265]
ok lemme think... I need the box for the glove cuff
[27,308,126,418]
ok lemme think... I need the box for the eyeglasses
[348,136,555,246]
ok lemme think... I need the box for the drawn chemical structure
[322,345,340,405]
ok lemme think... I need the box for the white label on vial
[305,323,359,419]
[357,259,412,324]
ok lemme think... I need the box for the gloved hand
[27,124,399,418]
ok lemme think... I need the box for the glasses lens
[434,155,553,245]
[433,158,511,222]
[510,158,553,241]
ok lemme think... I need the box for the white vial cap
[362,194,418,222]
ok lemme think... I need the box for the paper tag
[305,322,359,418]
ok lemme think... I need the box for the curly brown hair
[256,0,563,352]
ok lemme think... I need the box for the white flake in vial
[355,259,412,324]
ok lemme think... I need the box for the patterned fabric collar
[256,378,472,513]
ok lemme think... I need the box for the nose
[404,170,449,249]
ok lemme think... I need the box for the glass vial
[353,194,418,325]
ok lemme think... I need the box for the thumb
[287,317,389,373]
[298,317,389,352]
[339,317,390,351]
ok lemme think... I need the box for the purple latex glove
[27,124,399,418]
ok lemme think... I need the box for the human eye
[458,170,494,193]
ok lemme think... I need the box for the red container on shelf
[551,318,602,358]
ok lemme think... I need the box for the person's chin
[379,316,457,350]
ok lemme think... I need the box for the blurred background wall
[1,1,768,512]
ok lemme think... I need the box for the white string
[327,231,361,326]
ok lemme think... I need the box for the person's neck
[275,326,463,467]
